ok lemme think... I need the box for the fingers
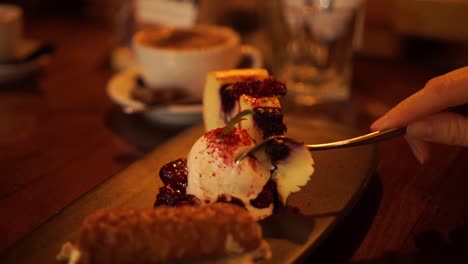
[372,67,468,131]
[371,67,468,162]
[405,137,431,164]
[406,112,468,146]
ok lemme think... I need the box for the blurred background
[3,0,468,71]
[1,1,468,261]
[1,0,467,152]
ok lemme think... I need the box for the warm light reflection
[319,0,333,10]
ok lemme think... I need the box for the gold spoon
[235,103,468,164]
[234,127,406,164]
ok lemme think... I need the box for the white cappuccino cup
[0,4,23,62]
[132,25,262,98]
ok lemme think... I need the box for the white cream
[271,142,314,204]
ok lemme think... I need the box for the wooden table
[1,17,467,263]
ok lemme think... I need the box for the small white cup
[132,25,262,98]
[0,4,23,62]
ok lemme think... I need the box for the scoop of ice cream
[186,127,274,219]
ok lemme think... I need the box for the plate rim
[0,119,378,263]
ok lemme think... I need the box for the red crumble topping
[203,127,252,164]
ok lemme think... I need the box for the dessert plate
[0,118,377,263]
[107,67,203,126]
[0,39,49,84]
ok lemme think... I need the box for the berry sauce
[220,77,287,114]
[154,156,279,210]
[220,84,236,114]
[154,159,193,207]
[155,77,290,210]
[250,180,277,209]
[159,158,187,193]
[154,185,185,207]
[253,107,287,139]
[266,139,291,164]
[135,75,146,88]
[231,77,287,98]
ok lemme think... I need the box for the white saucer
[0,39,48,83]
[107,67,203,126]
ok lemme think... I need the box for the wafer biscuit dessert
[57,204,270,264]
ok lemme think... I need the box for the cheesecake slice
[57,204,271,264]
[203,69,286,143]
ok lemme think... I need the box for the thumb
[406,112,468,146]
[405,137,431,164]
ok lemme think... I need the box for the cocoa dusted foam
[137,27,229,51]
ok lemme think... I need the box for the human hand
[371,67,468,163]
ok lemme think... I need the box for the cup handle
[239,44,263,69]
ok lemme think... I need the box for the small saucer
[107,67,203,126]
[0,39,49,83]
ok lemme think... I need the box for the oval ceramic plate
[107,67,203,126]
[0,117,377,263]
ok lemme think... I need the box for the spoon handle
[307,103,468,151]
[235,104,468,163]
[306,127,406,151]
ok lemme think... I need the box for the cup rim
[132,24,240,55]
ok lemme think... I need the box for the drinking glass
[275,0,364,106]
